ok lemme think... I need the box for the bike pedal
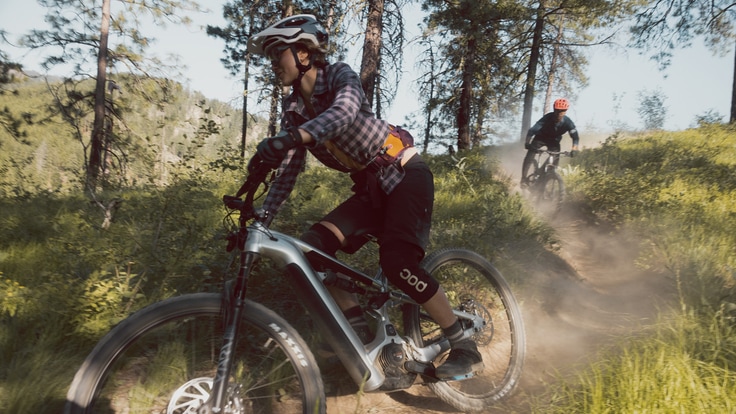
[440,371,477,382]
[436,361,485,382]
[406,360,482,382]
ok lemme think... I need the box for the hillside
[0,75,250,195]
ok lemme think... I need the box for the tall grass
[542,308,736,413]
[545,124,736,412]
[564,126,736,308]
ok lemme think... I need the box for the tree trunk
[269,85,281,136]
[241,59,250,159]
[473,75,489,148]
[89,0,111,188]
[544,17,563,113]
[422,43,436,154]
[360,0,384,110]
[731,40,736,123]
[520,0,545,142]
[423,74,434,153]
[457,37,476,150]
[240,9,259,160]
[375,52,383,119]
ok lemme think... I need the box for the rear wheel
[65,293,325,414]
[404,248,526,412]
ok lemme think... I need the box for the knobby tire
[536,171,564,216]
[65,293,325,414]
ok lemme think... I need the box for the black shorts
[322,155,434,254]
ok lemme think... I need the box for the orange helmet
[553,98,570,111]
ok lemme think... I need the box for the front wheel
[535,171,565,216]
[65,293,325,414]
[521,158,541,193]
[404,248,526,413]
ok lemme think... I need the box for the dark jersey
[527,112,579,147]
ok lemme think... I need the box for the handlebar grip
[223,195,244,210]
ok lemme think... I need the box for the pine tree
[629,0,736,123]
[20,0,203,189]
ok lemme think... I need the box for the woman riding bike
[521,98,580,187]
[246,14,483,380]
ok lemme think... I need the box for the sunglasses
[267,45,291,63]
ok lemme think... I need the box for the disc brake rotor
[166,377,244,414]
[459,297,494,346]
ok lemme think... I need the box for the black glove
[246,152,266,174]
[254,127,302,168]
[524,142,532,150]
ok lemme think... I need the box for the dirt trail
[324,145,678,413]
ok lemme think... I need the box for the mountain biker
[245,14,483,381]
[521,98,580,187]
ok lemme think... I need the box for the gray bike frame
[212,220,484,397]
[538,150,562,174]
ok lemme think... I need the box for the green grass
[542,124,736,413]
[541,309,736,413]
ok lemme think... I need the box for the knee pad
[300,223,342,257]
[379,241,439,304]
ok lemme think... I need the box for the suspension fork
[200,250,258,413]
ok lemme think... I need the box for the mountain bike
[65,161,526,414]
[522,149,570,215]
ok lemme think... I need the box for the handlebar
[534,149,570,156]
[222,159,273,222]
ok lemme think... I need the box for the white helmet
[247,14,328,56]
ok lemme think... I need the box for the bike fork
[198,251,257,413]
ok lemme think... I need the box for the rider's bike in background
[65,161,526,414]
[521,149,570,216]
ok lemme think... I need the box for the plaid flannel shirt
[262,62,404,216]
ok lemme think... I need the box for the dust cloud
[493,142,678,412]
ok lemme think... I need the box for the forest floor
[322,144,679,413]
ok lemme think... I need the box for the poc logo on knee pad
[399,268,427,292]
